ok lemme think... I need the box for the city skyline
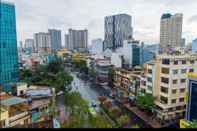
[5,0,197,45]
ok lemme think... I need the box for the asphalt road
[56,71,110,123]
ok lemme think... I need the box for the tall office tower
[64,34,70,49]
[181,38,186,47]
[104,14,133,51]
[34,33,39,52]
[68,29,88,50]
[48,29,62,51]
[186,73,197,122]
[19,41,23,48]
[24,39,35,51]
[122,39,141,68]
[36,32,51,52]
[0,2,19,92]
[186,73,197,121]
[160,13,183,49]
[192,38,197,53]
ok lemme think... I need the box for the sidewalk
[124,104,162,128]
[114,97,162,128]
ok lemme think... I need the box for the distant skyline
[5,0,197,46]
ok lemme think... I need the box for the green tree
[53,71,73,93]
[132,124,140,128]
[117,115,130,127]
[188,120,197,128]
[88,114,112,128]
[109,107,122,118]
[65,92,89,115]
[136,93,155,112]
[47,58,64,73]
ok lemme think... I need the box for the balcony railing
[9,111,29,122]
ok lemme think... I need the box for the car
[57,91,64,96]
[91,102,97,108]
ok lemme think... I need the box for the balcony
[9,111,29,123]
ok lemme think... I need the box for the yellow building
[72,52,87,62]
[0,95,31,128]
[114,68,142,98]
[142,54,197,126]
[0,108,9,128]
[57,48,69,59]
[180,119,190,128]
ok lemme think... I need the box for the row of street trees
[20,57,73,93]
[63,92,112,128]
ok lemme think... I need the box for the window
[161,68,169,74]
[180,88,185,93]
[179,98,184,102]
[171,99,176,104]
[174,60,178,65]
[172,89,177,94]
[176,106,183,110]
[162,59,170,65]
[160,96,168,104]
[189,69,194,73]
[168,108,174,112]
[181,79,186,83]
[147,77,152,82]
[161,86,168,94]
[173,79,178,84]
[182,60,186,64]
[148,69,152,74]
[161,77,169,84]
[181,69,187,74]
[173,69,178,75]
[190,60,195,64]
[147,86,152,91]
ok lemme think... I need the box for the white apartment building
[90,39,103,55]
[160,13,183,48]
[34,32,51,53]
[141,53,197,125]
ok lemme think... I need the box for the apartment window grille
[162,59,170,65]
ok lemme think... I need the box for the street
[71,72,100,102]
[56,71,110,123]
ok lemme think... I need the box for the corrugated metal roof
[0,97,27,106]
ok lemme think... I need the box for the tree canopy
[20,59,73,93]
[188,120,197,128]
[136,93,155,112]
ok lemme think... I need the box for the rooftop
[161,13,172,19]
[0,97,27,106]
[16,82,27,87]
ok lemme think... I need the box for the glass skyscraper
[186,76,197,121]
[104,14,133,51]
[0,2,19,92]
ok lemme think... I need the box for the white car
[57,91,64,96]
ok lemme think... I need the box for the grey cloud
[5,0,197,44]
[188,15,197,23]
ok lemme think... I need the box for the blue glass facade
[192,39,197,53]
[0,2,19,92]
[132,44,140,67]
[142,50,155,64]
[186,79,197,121]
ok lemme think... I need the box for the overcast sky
[5,0,197,46]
